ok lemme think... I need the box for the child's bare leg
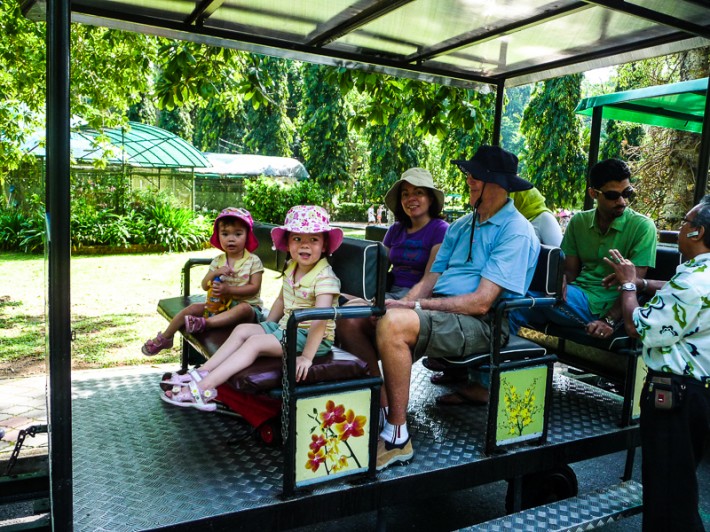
[200,323,265,371]
[205,303,255,330]
[163,303,205,338]
[198,333,283,390]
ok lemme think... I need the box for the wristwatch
[621,282,637,292]
[603,316,616,328]
[414,300,422,310]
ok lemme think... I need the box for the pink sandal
[141,332,173,356]
[161,380,217,412]
[184,315,207,334]
[159,368,207,392]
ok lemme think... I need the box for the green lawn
[0,226,366,377]
[0,250,281,375]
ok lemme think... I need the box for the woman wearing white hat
[338,168,448,420]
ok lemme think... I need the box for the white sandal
[161,379,217,412]
[159,368,206,392]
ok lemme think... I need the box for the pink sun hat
[271,205,344,254]
[209,207,259,252]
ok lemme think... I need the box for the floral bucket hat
[209,207,259,252]
[271,205,344,254]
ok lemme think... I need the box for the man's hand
[385,299,416,309]
[602,249,637,285]
[586,319,614,339]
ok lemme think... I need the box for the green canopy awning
[79,122,210,168]
[24,121,211,168]
[575,78,709,133]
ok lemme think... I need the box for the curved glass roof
[196,153,310,179]
[78,122,211,168]
[22,121,211,168]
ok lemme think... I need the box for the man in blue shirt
[375,145,540,470]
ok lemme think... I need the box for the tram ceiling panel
[23,0,710,87]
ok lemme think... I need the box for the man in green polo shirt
[511,158,656,339]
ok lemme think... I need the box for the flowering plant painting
[304,399,367,474]
[499,376,542,437]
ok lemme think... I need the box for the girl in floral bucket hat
[143,207,265,363]
[271,205,343,254]
[161,205,342,411]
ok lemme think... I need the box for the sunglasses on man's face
[593,187,635,201]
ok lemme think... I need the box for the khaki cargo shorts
[412,309,508,360]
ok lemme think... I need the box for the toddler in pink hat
[143,207,265,360]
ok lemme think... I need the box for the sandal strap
[187,380,216,406]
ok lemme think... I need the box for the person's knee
[184,303,203,315]
[376,309,418,351]
[337,316,370,341]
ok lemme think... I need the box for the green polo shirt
[561,207,657,316]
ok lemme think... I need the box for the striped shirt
[208,251,264,307]
[278,258,340,342]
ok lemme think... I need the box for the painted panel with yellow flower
[495,366,548,446]
[295,390,371,487]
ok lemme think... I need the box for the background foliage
[520,74,587,209]
[241,177,328,225]
[0,189,210,253]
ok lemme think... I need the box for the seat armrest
[491,296,558,358]
[182,258,212,297]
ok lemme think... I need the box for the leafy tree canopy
[520,74,587,208]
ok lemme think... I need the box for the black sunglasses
[593,187,635,201]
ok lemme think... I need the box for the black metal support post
[695,77,710,204]
[492,80,505,146]
[584,106,603,210]
[46,0,73,529]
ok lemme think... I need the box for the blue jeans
[509,284,597,334]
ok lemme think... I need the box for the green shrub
[14,194,45,253]
[0,208,28,250]
[71,198,132,248]
[333,202,367,222]
[139,201,209,252]
[0,189,211,252]
[242,177,329,224]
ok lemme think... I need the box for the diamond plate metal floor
[71,362,638,531]
[464,480,642,531]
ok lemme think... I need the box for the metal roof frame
[35,1,710,529]
[23,0,710,89]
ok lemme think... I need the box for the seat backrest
[331,237,387,303]
[252,222,387,305]
[253,223,288,272]
[647,245,682,281]
[364,225,388,243]
[529,245,564,297]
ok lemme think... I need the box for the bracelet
[641,278,648,293]
[414,300,422,310]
